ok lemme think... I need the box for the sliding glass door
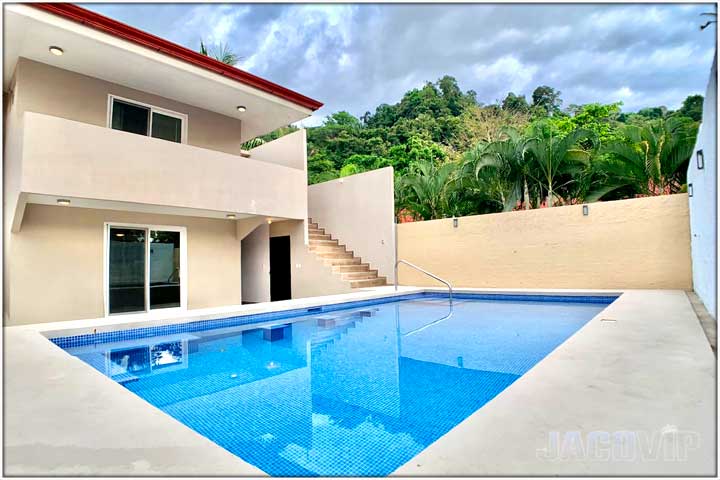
[108,227,146,314]
[107,225,185,315]
[149,230,181,309]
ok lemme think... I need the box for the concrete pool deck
[3,287,715,476]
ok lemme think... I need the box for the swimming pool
[57,292,615,476]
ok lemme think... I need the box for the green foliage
[678,95,703,122]
[532,85,563,115]
[502,92,530,113]
[592,116,699,199]
[548,103,622,145]
[199,40,240,65]
[340,163,362,177]
[273,75,702,218]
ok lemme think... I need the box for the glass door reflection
[108,227,146,314]
[149,230,181,309]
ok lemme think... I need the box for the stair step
[317,251,354,260]
[308,227,325,235]
[323,257,362,266]
[350,277,387,288]
[309,233,332,240]
[341,270,378,280]
[332,263,370,273]
[309,239,339,246]
[308,222,319,230]
[309,245,350,254]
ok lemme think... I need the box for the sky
[84,3,717,126]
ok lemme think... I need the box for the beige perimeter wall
[5,204,242,326]
[398,194,692,290]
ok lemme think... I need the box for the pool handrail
[394,259,453,305]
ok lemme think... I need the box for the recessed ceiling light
[115,233,125,238]
[236,105,247,112]
[56,199,71,206]
[226,213,236,219]
[49,46,64,56]
[267,219,273,224]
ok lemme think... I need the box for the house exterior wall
[270,220,352,299]
[308,167,396,281]
[5,204,242,326]
[687,56,717,318]
[18,112,308,220]
[241,224,271,303]
[397,194,692,290]
[13,58,245,155]
[249,129,307,170]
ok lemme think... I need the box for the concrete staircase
[308,218,387,288]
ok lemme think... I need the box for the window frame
[103,222,188,317]
[106,94,188,144]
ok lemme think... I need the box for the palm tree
[199,40,240,66]
[463,127,534,211]
[401,159,456,220]
[523,124,597,207]
[590,116,697,200]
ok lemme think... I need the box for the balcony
[12,112,308,229]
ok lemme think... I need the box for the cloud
[474,56,539,98]
[84,3,717,121]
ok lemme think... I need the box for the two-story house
[3,3,349,325]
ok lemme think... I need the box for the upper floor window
[108,95,187,144]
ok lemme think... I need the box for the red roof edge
[30,3,323,111]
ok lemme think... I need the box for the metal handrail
[401,309,453,337]
[394,259,453,304]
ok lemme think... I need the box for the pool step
[307,218,387,289]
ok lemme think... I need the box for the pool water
[62,294,612,476]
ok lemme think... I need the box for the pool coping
[3,287,715,476]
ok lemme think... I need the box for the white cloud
[181,5,250,45]
[474,56,538,94]
[87,3,716,117]
[615,86,633,99]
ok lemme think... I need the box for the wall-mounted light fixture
[582,205,589,216]
[697,149,704,170]
[688,183,694,197]
[453,217,459,228]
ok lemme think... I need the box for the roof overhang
[3,4,323,140]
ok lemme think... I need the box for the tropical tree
[532,85,562,115]
[523,124,598,206]
[401,159,457,220]
[199,40,240,65]
[677,94,704,122]
[502,92,530,113]
[463,127,534,211]
[590,116,698,200]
